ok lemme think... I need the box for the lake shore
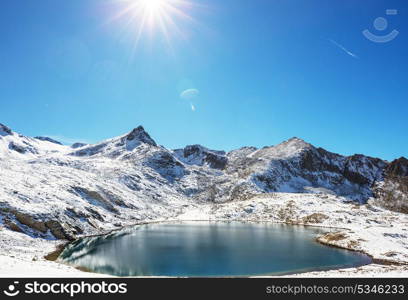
[1,193,408,277]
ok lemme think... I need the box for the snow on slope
[70,126,157,158]
[0,125,192,241]
[0,128,69,160]
[228,138,388,202]
[0,123,406,242]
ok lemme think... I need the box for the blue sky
[0,0,407,160]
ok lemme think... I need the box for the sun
[134,0,176,28]
[138,0,167,14]
[108,0,201,55]
[114,0,193,32]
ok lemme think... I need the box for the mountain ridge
[0,122,407,240]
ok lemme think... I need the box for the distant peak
[288,137,306,143]
[0,123,12,136]
[34,136,63,145]
[183,144,226,156]
[71,142,88,149]
[386,157,408,177]
[184,144,207,151]
[282,137,312,148]
[126,126,157,146]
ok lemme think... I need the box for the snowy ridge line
[0,123,407,242]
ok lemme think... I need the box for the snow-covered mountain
[0,123,406,240]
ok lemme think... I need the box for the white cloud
[190,103,196,111]
[329,39,358,59]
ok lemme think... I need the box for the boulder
[302,213,329,224]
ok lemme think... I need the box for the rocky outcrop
[3,218,24,233]
[45,220,76,241]
[145,151,185,181]
[71,186,119,213]
[8,141,39,155]
[0,123,12,136]
[174,145,227,170]
[0,206,77,240]
[14,211,48,233]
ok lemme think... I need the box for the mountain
[0,123,406,240]
[70,126,157,158]
[0,124,68,159]
[373,157,408,213]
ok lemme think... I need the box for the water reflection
[59,222,371,277]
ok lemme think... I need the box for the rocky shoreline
[2,192,407,277]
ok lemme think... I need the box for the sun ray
[107,0,200,49]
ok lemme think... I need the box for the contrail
[329,39,358,59]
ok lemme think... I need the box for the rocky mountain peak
[0,123,12,136]
[126,126,157,146]
[253,137,313,160]
[285,137,313,149]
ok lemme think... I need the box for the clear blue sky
[0,0,407,160]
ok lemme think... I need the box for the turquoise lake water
[59,222,371,277]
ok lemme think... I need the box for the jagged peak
[34,136,63,145]
[0,123,13,136]
[125,126,157,146]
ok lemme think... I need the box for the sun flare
[134,0,179,28]
[113,0,195,40]
[106,0,204,57]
